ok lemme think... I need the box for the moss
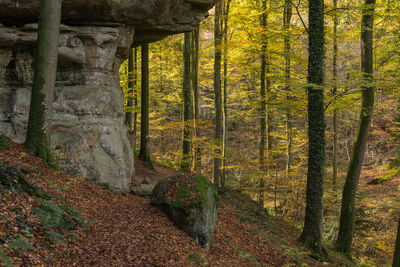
[0,135,10,150]
[152,174,218,211]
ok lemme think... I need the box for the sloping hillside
[1,140,350,266]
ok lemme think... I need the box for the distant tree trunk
[259,0,268,209]
[192,26,202,172]
[332,0,338,185]
[336,0,376,254]
[125,47,134,129]
[139,43,153,169]
[213,0,223,186]
[299,0,326,257]
[284,0,293,178]
[24,0,61,167]
[181,32,192,172]
[133,48,138,151]
[394,216,400,267]
[221,0,232,188]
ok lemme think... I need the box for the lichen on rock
[151,174,218,249]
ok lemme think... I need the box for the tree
[125,47,138,144]
[258,0,268,208]
[213,0,224,186]
[299,0,326,256]
[192,26,202,172]
[139,43,154,168]
[394,215,400,267]
[336,0,376,254]
[181,32,192,172]
[24,0,62,167]
[284,0,293,178]
[222,0,232,186]
[332,0,338,185]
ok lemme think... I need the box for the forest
[0,0,399,266]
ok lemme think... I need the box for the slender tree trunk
[284,0,293,178]
[332,0,338,185]
[299,0,326,257]
[214,0,223,186]
[336,0,376,254]
[259,0,268,209]
[139,44,153,169]
[125,47,134,129]
[192,26,202,172]
[394,215,400,267]
[25,0,61,167]
[221,0,232,188]
[181,32,192,172]
[133,48,138,151]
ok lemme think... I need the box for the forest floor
[0,140,391,266]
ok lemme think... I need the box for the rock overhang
[0,0,217,46]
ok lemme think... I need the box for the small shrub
[33,199,86,244]
[0,135,10,150]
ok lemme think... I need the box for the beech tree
[181,32,192,172]
[299,0,326,256]
[213,0,223,186]
[192,27,202,172]
[139,43,153,168]
[336,0,376,254]
[25,0,62,167]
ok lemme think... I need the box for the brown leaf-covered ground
[0,142,336,266]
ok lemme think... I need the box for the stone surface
[0,0,217,45]
[131,184,156,197]
[151,174,218,249]
[0,1,216,192]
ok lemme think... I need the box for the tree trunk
[259,0,268,209]
[213,0,223,186]
[221,0,232,188]
[299,0,326,257]
[394,215,400,267]
[284,0,293,178]
[139,44,153,169]
[192,26,202,172]
[336,0,376,254]
[125,47,134,129]
[332,0,338,185]
[181,32,192,172]
[133,48,138,151]
[24,0,61,167]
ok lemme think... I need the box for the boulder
[131,184,156,197]
[151,174,218,249]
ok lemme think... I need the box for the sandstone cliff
[0,0,216,191]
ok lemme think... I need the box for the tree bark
[336,0,376,254]
[181,32,192,172]
[299,0,326,257]
[139,44,153,169]
[259,0,268,209]
[24,0,62,167]
[284,0,293,178]
[133,48,138,151]
[213,0,223,186]
[125,47,134,129]
[221,0,232,188]
[192,26,202,172]
[394,215,400,267]
[332,0,338,185]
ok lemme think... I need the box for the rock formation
[0,0,216,191]
[151,174,218,249]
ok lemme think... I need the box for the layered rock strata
[0,0,216,191]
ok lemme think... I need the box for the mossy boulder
[151,174,218,249]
